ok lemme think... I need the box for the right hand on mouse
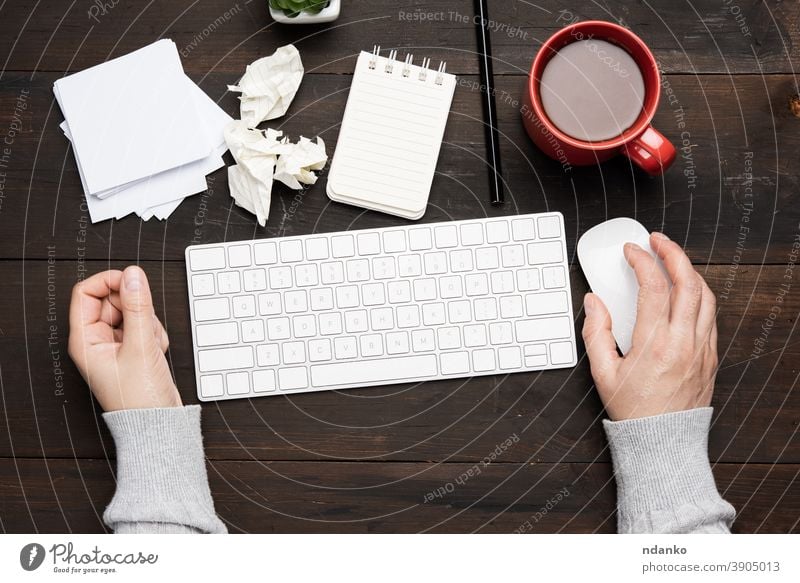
[68,266,182,412]
[581,232,718,421]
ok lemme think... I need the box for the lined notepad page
[328,51,456,217]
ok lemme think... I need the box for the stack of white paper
[54,39,232,223]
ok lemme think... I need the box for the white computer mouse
[577,218,670,355]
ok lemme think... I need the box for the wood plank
[0,73,797,263]
[0,459,796,533]
[0,260,796,463]
[486,0,800,74]
[0,0,480,75]
[489,74,800,265]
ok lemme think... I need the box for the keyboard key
[232,295,256,318]
[282,341,306,364]
[387,280,412,304]
[498,346,522,370]
[515,316,572,343]
[360,334,384,357]
[463,324,488,348]
[227,371,250,395]
[500,295,524,319]
[386,331,410,354]
[266,317,291,340]
[527,241,563,264]
[336,285,360,309]
[437,327,461,349]
[525,291,570,316]
[413,279,437,301]
[217,271,240,294]
[440,351,470,375]
[331,235,355,258]
[501,244,525,268]
[191,274,215,297]
[472,348,496,372]
[448,300,471,323]
[243,268,267,292]
[308,339,333,362]
[383,230,406,253]
[311,355,437,387]
[198,346,253,372]
[550,341,574,365]
[200,375,224,398]
[357,232,381,255]
[321,261,345,284]
[189,247,225,271]
[524,344,548,367]
[473,297,498,321]
[292,315,317,337]
[537,215,562,239]
[334,336,358,359]
[512,219,536,241]
[449,249,473,272]
[491,271,514,294]
[424,252,447,275]
[398,254,422,276]
[310,288,334,311]
[345,310,369,333]
[517,268,540,292]
[294,264,319,287]
[411,329,436,352]
[278,367,309,390]
[397,305,421,328]
[258,292,282,315]
[280,240,304,262]
[256,344,280,366]
[370,307,394,330]
[465,273,489,296]
[439,275,463,299]
[196,322,238,347]
[409,228,433,250]
[305,237,329,260]
[486,221,510,243]
[434,225,458,248]
[318,313,343,335]
[241,319,265,342]
[194,298,230,321]
[460,223,484,246]
[422,303,446,326]
[475,247,499,270]
[371,257,396,279]
[253,370,277,392]
[228,245,251,268]
[254,242,277,265]
[542,265,567,289]
[346,259,370,281]
[489,321,513,345]
[268,266,293,289]
[284,290,308,313]
[362,283,386,306]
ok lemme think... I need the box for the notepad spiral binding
[368,45,447,85]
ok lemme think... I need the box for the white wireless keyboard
[185,212,577,401]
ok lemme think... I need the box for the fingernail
[124,267,141,291]
[584,294,594,316]
[652,232,669,241]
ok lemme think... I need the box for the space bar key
[311,355,438,387]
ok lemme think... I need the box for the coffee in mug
[540,39,645,142]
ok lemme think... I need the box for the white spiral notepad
[327,48,457,220]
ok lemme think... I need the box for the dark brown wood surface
[0,0,797,533]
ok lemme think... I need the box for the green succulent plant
[269,0,331,17]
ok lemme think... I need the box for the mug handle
[621,126,676,176]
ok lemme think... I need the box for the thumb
[581,293,620,386]
[120,266,157,353]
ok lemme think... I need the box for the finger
[696,279,717,343]
[118,266,158,355]
[650,233,703,335]
[153,314,170,353]
[69,270,123,329]
[99,295,123,327]
[624,243,671,345]
[581,293,620,385]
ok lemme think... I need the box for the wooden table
[0,0,797,533]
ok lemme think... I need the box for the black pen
[474,0,504,205]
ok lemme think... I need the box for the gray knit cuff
[603,407,735,533]
[102,405,227,534]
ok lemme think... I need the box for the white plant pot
[269,0,340,24]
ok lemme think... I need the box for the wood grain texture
[1,261,796,464]
[1,459,797,533]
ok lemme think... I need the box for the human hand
[582,232,718,421]
[68,266,182,412]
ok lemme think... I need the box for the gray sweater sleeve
[102,405,227,534]
[603,407,735,534]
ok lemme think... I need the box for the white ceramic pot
[269,0,340,24]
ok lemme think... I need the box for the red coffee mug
[522,21,675,175]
